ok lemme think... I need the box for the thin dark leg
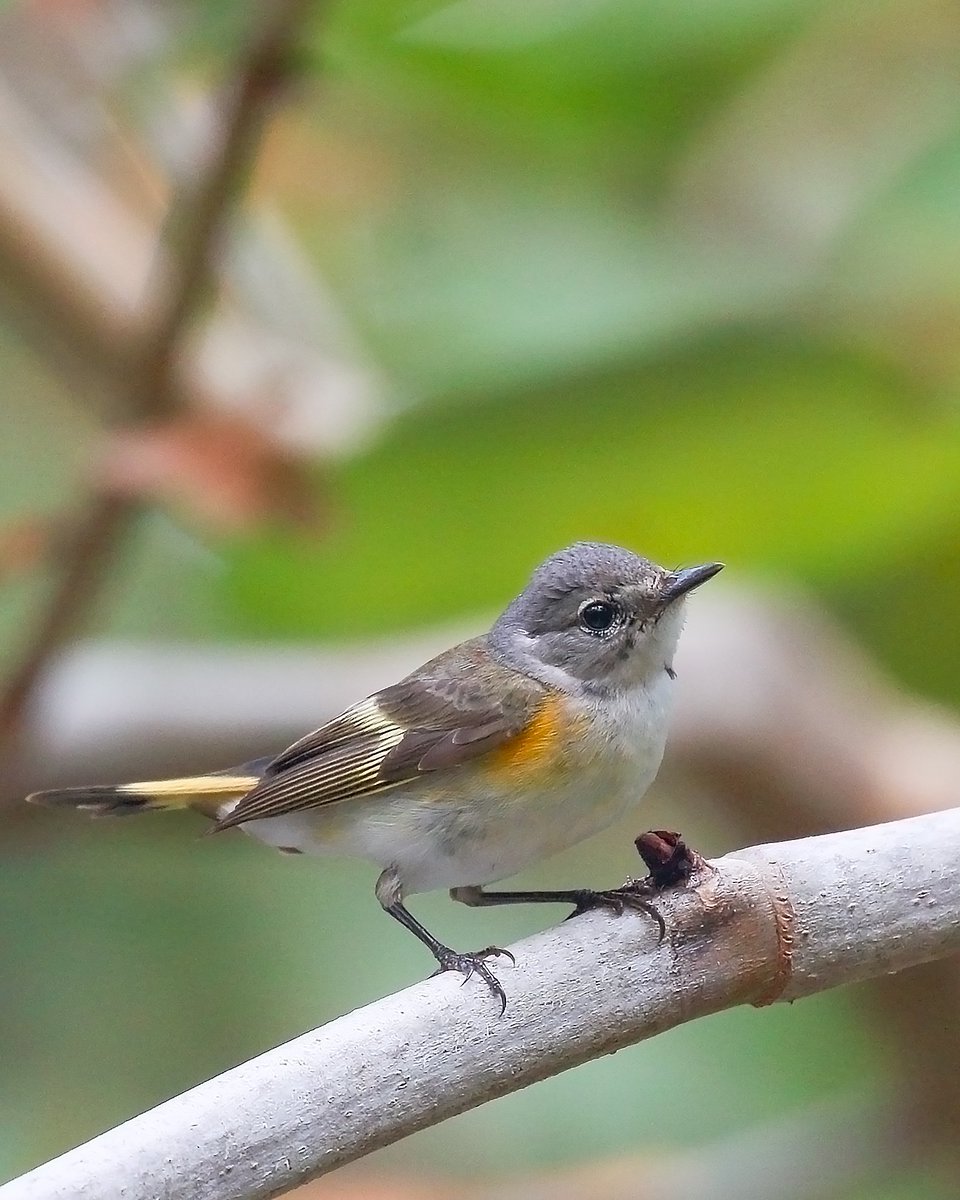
[454,888,599,907]
[451,884,666,941]
[384,900,515,1015]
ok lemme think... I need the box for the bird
[29,542,722,1011]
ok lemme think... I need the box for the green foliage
[227,340,960,640]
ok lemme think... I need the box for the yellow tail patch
[119,776,260,801]
[28,775,259,818]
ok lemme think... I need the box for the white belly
[241,674,674,896]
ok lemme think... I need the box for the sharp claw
[482,946,517,966]
[432,945,512,1013]
[569,886,667,941]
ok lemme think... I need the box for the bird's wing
[213,638,546,829]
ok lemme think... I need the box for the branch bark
[4,807,959,1200]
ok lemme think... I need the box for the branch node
[634,829,704,888]
[751,869,797,1007]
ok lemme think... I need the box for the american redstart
[30,542,721,1010]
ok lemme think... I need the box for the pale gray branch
[4,807,959,1200]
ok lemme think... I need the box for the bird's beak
[662,562,724,605]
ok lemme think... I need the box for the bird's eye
[578,600,621,635]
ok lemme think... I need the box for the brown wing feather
[213,638,545,830]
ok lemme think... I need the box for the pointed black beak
[662,562,723,605]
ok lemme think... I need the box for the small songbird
[29,542,721,1011]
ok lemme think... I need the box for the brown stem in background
[0,493,127,745]
[0,0,316,746]
[131,0,316,424]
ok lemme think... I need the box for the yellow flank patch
[487,693,571,778]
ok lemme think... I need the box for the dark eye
[578,600,621,635]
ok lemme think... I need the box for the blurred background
[2,1,960,1197]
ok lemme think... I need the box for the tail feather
[27,765,266,820]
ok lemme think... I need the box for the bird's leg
[448,832,708,941]
[376,869,514,1014]
[451,883,666,941]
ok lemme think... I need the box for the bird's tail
[27,759,271,820]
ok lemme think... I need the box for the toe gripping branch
[385,899,515,1015]
[430,945,515,1016]
[567,829,705,939]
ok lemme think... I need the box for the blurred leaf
[345,192,790,396]
[401,0,813,54]
[225,340,960,638]
[102,412,326,534]
[400,0,621,50]
[0,516,54,583]
[824,127,960,383]
[832,513,960,708]
[322,0,822,173]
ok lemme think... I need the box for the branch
[4,807,959,1200]
[133,0,315,424]
[0,0,314,746]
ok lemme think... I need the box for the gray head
[491,542,722,692]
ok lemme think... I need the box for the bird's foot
[565,882,666,942]
[431,944,516,1015]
